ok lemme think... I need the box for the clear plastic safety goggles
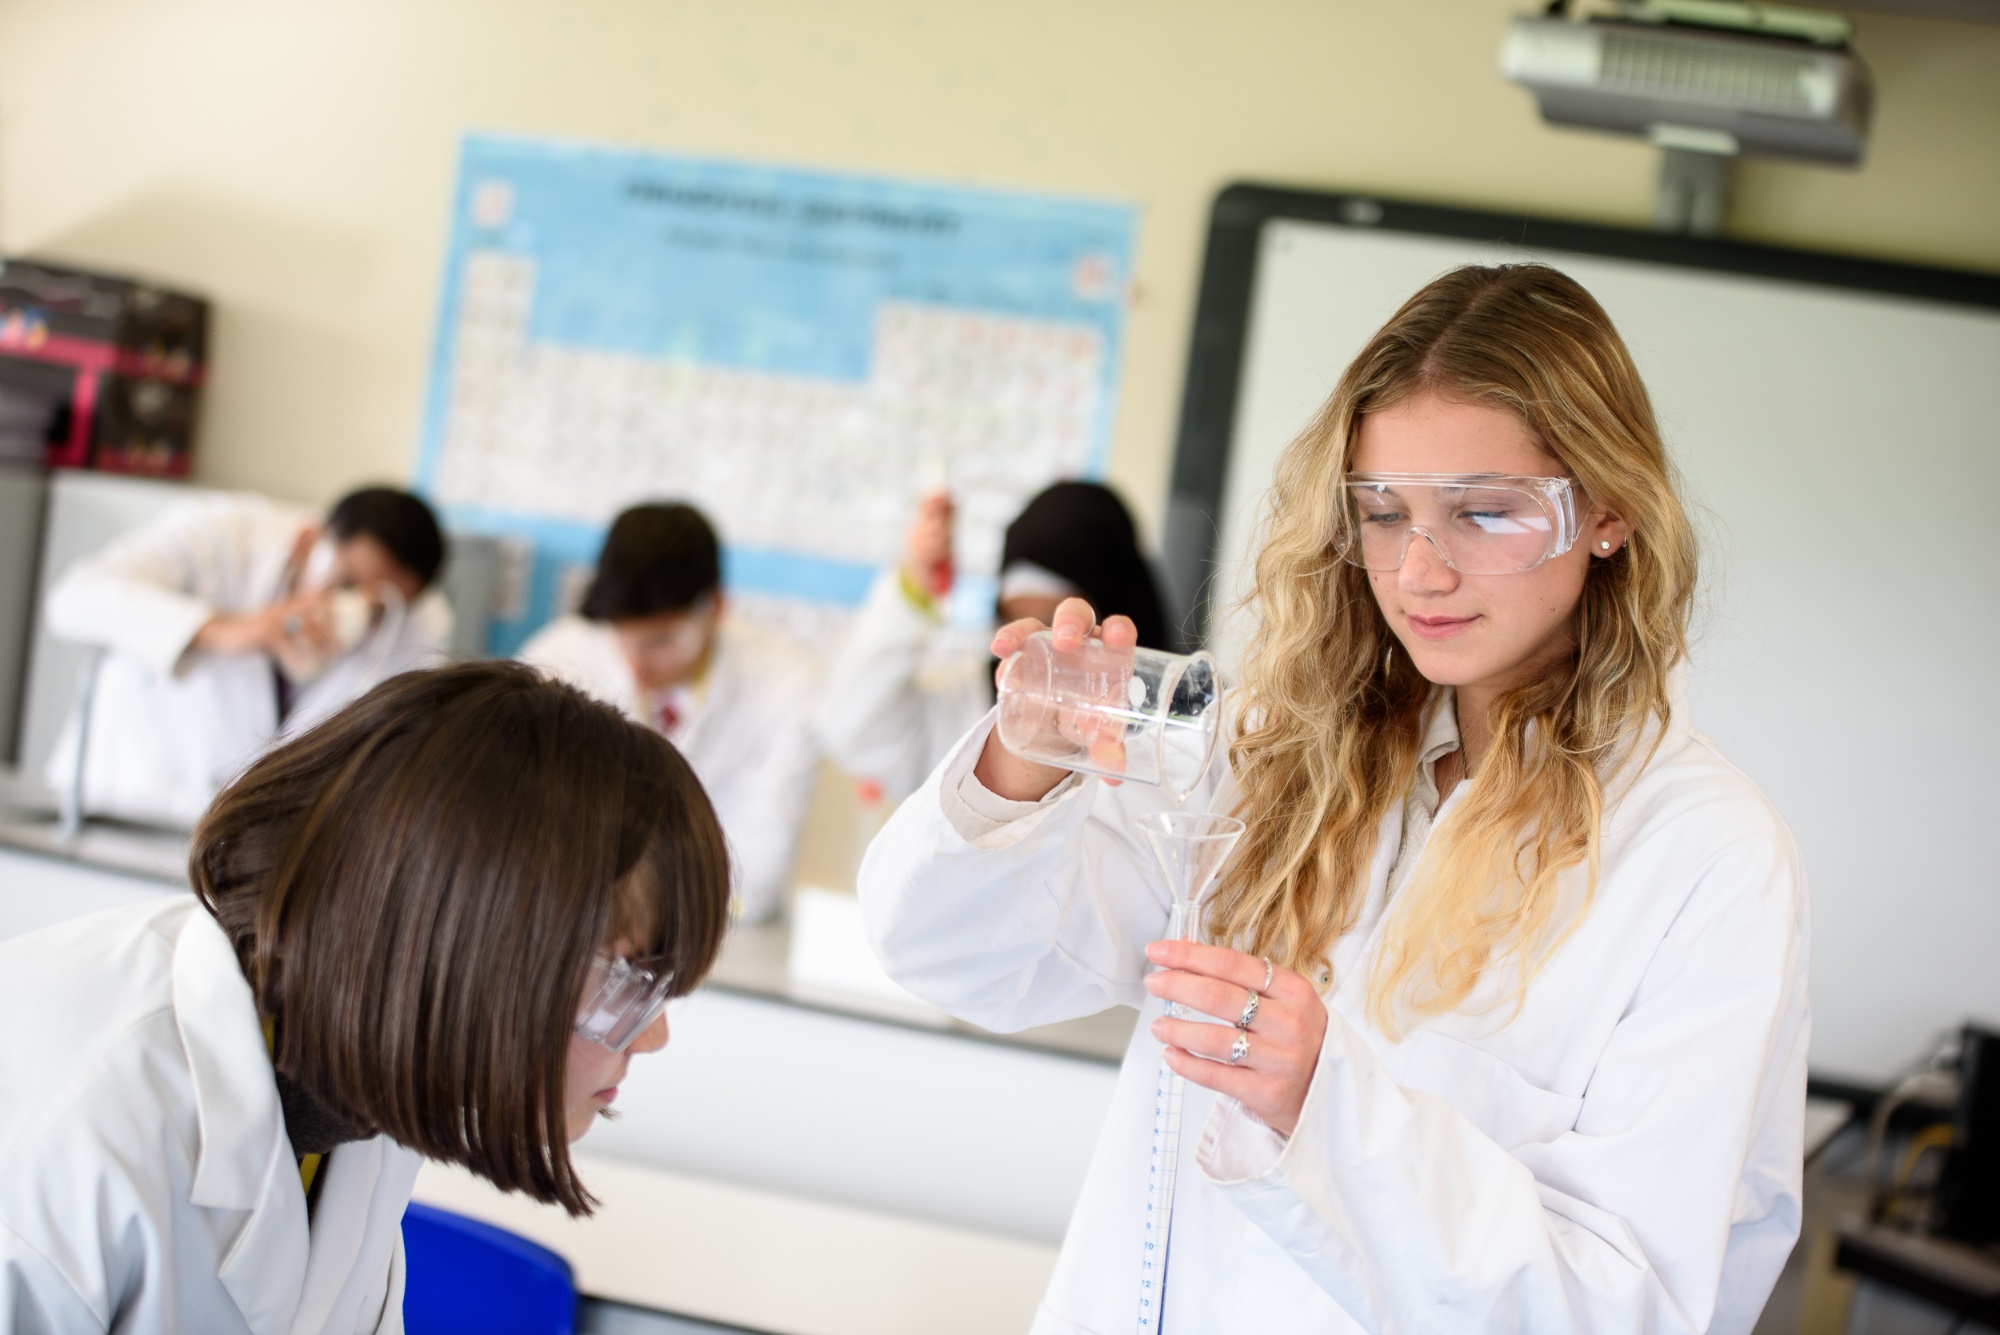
[1339,473,1580,575]
[574,953,674,1053]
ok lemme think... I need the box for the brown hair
[1213,264,1698,1030]
[190,661,730,1214]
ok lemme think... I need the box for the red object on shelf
[0,260,208,477]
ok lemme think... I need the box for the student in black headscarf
[816,480,1174,801]
[991,482,1173,654]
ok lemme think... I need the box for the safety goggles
[1338,473,1580,575]
[574,953,674,1052]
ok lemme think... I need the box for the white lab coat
[815,570,992,801]
[519,612,822,924]
[41,492,453,828]
[859,689,1811,1335]
[0,896,422,1334]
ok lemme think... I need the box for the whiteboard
[1179,195,2000,1085]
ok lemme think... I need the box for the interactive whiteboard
[1164,187,2000,1085]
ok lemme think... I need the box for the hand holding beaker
[976,597,1137,801]
[988,600,1223,804]
[190,585,347,676]
[990,592,1119,662]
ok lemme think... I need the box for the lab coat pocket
[1401,1029,1582,1152]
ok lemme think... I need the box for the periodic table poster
[415,134,1138,654]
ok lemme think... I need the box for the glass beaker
[994,632,1222,803]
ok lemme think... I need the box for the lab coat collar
[170,904,310,1332]
[1406,688,1463,819]
[290,1136,413,1335]
[1416,688,1460,764]
[1600,659,1696,806]
[1662,659,1693,733]
[656,614,739,742]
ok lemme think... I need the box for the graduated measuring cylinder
[1135,811,1244,1334]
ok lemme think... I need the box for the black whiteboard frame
[1162,183,2000,643]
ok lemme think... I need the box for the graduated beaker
[994,632,1222,803]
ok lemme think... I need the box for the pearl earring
[1599,540,1612,551]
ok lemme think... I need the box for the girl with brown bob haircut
[0,661,729,1333]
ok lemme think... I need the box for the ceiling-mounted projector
[1501,2,1873,165]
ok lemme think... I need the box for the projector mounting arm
[1655,148,1733,237]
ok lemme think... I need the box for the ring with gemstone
[1235,989,1260,1031]
[1228,1033,1251,1065]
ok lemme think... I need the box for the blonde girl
[860,264,1808,1334]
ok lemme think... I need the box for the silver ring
[1260,957,1274,992]
[1235,989,1260,1031]
[282,614,303,637]
[1228,1033,1250,1065]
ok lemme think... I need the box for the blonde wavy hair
[1210,264,1698,1032]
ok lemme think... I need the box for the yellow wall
[1,0,1994,531]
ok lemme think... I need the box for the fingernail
[1150,1018,1166,1038]
[1145,942,1167,962]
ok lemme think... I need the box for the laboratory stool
[403,1201,578,1335]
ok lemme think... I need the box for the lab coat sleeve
[388,592,453,670]
[0,1223,106,1334]
[814,570,945,799]
[1196,827,1810,1335]
[42,505,237,678]
[859,710,1200,1031]
[722,659,828,926]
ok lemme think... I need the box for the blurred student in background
[43,485,452,828]
[816,480,1171,801]
[521,501,821,924]
[0,663,731,1334]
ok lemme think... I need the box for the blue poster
[415,133,1137,654]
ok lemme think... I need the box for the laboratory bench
[1834,1221,2000,1334]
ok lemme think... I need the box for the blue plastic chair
[402,1201,578,1335]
